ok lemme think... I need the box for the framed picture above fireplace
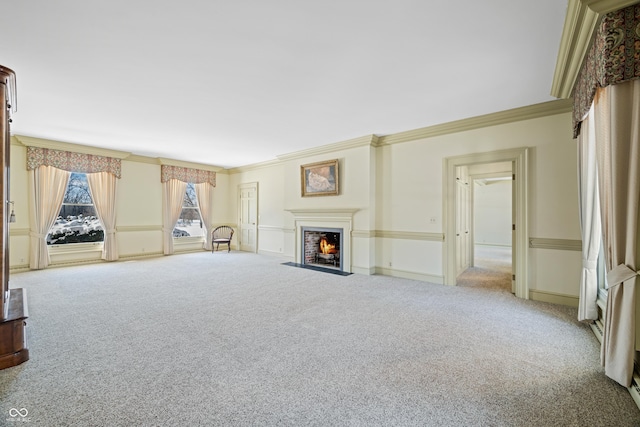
[301,159,339,197]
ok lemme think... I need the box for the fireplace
[287,208,358,274]
[302,227,342,270]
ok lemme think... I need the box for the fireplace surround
[287,208,358,274]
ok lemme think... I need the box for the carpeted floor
[457,245,513,291]
[1,250,639,426]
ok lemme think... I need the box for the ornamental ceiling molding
[550,0,640,99]
[377,99,572,146]
[276,135,379,162]
[229,99,572,175]
[13,135,131,159]
[157,157,224,173]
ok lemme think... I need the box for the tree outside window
[47,172,104,245]
[174,183,204,238]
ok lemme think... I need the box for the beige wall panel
[118,161,162,226]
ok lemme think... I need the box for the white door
[239,182,258,253]
[456,166,471,276]
[511,165,516,293]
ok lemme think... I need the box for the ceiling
[2,1,568,168]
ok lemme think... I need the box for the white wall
[474,180,512,246]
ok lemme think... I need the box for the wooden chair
[212,226,234,253]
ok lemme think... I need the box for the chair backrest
[212,226,234,240]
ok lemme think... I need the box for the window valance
[161,165,216,187]
[27,146,122,178]
[573,3,640,138]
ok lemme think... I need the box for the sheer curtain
[162,179,187,255]
[594,79,640,387]
[29,165,70,269]
[195,182,214,251]
[87,171,118,261]
[577,106,601,322]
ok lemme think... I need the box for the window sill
[48,241,104,255]
[173,236,205,244]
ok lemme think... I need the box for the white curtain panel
[594,79,640,387]
[28,165,70,269]
[577,105,601,322]
[87,171,118,261]
[195,182,214,251]
[162,179,187,255]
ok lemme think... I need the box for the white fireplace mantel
[286,208,359,272]
[285,208,360,218]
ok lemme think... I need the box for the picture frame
[301,159,339,197]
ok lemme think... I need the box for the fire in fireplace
[302,227,342,270]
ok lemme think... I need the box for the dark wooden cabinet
[0,65,29,369]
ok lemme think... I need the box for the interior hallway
[457,244,512,291]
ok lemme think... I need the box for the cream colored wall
[8,141,227,269]
[228,110,580,302]
[9,108,582,304]
[228,163,287,255]
[9,143,30,269]
[116,160,163,257]
[229,144,376,272]
[376,111,580,298]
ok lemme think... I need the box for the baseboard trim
[351,265,376,275]
[118,252,165,261]
[375,267,443,284]
[629,373,640,412]
[529,289,579,307]
[9,264,30,273]
[257,249,291,258]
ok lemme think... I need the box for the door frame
[444,147,528,299]
[238,181,259,253]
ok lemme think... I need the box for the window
[173,183,204,238]
[47,173,104,245]
[597,239,608,300]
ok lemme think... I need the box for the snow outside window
[174,183,204,238]
[47,172,104,245]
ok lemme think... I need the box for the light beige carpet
[1,251,638,426]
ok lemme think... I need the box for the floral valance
[161,165,216,186]
[27,146,121,178]
[573,3,640,138]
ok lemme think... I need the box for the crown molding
[157,157,225,172]
[122,154,160,165]
[116,154,229,173]
[276,134,378,162]
[550,0,640,99]
[227,135,379,174]
[582,0,640,13]
[227,158,282,174]
[377,99,572,146]
[228,100,572,174]
[550,0,599,98]
[12,134,132,159]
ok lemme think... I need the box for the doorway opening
[444,147,528,299]
[457,166,513,291]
